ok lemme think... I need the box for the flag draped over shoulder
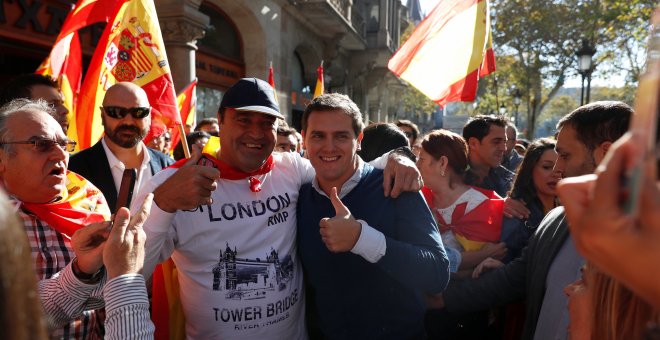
[76,0,181,150]
[36,0,120,149]
[170,78,198,152]
[22,171,111,238]
[313,62,324,98]
[422,186,503,252]
[387,0,495,107]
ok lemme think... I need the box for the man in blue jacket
[297,93,450,339]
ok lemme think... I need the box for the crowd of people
[0,72,658,340]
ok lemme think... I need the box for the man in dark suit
[69,82,173,211]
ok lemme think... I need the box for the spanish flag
[36,32,82,146]
[36,0,122,150]
[313,61,324,98]
[387,0,495,107]
[75,0,182,150]
[22,171,111,238]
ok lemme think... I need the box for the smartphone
[622,8,660,214]
[115,168,137,213]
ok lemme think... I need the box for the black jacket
[443,207,570,340]
[69,140,174,211]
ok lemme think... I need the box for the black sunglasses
[1,138,77,153]
[101,106,151,119]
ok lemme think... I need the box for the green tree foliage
[491,0,655,138]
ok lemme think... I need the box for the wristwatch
[71,258,105,284]
[392,146,417,162]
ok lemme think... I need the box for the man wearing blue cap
[135,78,421,339]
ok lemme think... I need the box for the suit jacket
[442,207,570,340]
[69,140,174,212]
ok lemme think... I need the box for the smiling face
[218,108,277,172]
[470,124,507,169]
[532,149,561,198]
[0,110,69,203]
[304,109,361,193]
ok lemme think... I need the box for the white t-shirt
[137,152,313,339]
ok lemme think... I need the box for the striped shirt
[17,204,105,339]
[40,265,154,339]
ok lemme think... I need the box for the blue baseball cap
[220,77,283,119]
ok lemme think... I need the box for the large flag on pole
[36,0,120,148]
[387,0,496,107]
[75,0,181,150]
[313,61,324,98]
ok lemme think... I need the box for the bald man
[69,82,173,211]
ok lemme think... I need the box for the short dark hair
[556,101,632,151]
[462,115,508,142]
[358,123,409,162]
[302,93,364,136]
[0,74,59,107]
[421,129,469,177]
[172,131,211,161]
[277,125,295,137]
[395,119,420,142]
[509,138,556,206]
[195,117,218,131]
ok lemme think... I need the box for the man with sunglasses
[69,82,173,211]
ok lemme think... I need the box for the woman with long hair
[499,138,561,262]
[565,264,659,340]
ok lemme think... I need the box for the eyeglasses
[0,138,77,152]
[101,106,151,119]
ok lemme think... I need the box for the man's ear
[467,137,479,150]
[594,141,613,165]
[356,131,363,151]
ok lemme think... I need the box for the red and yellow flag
[313,61,324,99]
[76,0,181,150]
[36,0,121,149]
[170,78,198,152]
[22,171,111,238]
[36,32,83,145]
[268,62,279,105]
[387,0,496,107]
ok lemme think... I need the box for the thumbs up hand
[319,187,362,252]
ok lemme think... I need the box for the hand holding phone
[115,168,137,213]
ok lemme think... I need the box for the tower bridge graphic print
[212,243,294,300]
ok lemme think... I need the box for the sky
[415,0,627,88]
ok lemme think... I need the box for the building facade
[0,0,411,129]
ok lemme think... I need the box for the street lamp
[499,104,507,116]
[576,39,596,106]
[512,88,522,128]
